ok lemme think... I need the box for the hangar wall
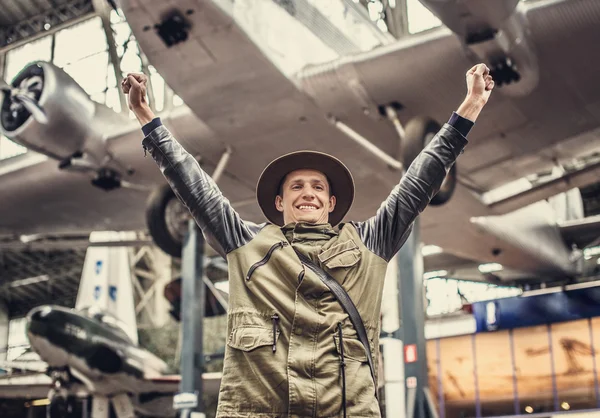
[428,318,600,417]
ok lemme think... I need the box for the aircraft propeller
[0,75,49,125]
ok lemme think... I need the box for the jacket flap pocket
[228,326,279,352]
[319,240,361,269]
[333,335,368,363]
[319,240,359,263]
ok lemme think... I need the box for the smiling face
[275,169,336,225]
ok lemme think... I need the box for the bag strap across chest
[293,249,378,397]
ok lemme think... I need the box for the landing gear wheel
[401,116,457,206]
[146,183,190,258]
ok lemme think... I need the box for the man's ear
[328,195,337,213]
[275,195,284,212]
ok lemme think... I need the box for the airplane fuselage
[26,305,169,396]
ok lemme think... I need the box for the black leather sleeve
[142,125,263,257]
[351,123,468,262]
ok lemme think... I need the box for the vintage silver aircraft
[1,0,600,286]
[0,234,223,417]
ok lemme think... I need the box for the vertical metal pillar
[396,217,432,418]
[175,220,206,417]
[0,301,9,363]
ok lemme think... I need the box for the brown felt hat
[256,151,355,226]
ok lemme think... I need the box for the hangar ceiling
[0,248,85,317]
[0,0,94,49]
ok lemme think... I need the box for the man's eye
[292,185,301,190]
[315,185,324,191]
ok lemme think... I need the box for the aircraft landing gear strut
[47,368,77,418]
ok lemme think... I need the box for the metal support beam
[92,0,129,114]
[397,217,436,418]
[329,117,403,171]
[175,220,206,417]
[212,147,233,184]
[0,301,8,362]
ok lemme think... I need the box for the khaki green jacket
[143,123,467,417]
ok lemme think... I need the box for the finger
[128,75,141,88]
[485,80,495,91]
[127,73,147,85]
[467,64,478,75]
[474,63,486,76]
[121,78,131,94]
[484,75,493,84]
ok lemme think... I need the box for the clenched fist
[121,73,155,126]
[466,63,494,104]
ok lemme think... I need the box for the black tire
[401,116,457,206]
[146,183,190,258]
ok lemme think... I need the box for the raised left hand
[466,63,495,105]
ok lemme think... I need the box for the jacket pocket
[228,326,280,352]
[333,335,368,363]
[245,241,288,281]
[319,239,361,269]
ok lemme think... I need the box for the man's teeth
[299,205,317,210]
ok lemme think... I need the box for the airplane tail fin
[75,232,138,344]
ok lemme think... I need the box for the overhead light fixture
[422,245,443,256]
[478,263,503,274]
[525,406,533,413]
[30,398,50,407]
[424,270,448,279]
[561,402,570,410]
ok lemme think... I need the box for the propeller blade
[14,94,48,124]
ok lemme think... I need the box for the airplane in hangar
[0,232,225,417]
[1,0,600,291]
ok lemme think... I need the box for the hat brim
[256,151,354,226]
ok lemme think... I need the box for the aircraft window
[406,0,441,34]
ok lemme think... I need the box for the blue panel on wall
[472,286,600,332]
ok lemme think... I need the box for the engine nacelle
[1,61,108,169]
[1,61,132,190]
[419,0,539,96]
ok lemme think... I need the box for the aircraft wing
[120,0,600,282]
[0,360,48,373]
[0,372,53,399]
[1,0,599,284]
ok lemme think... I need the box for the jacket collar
[281,222,338,243]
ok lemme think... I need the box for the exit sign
[404,344,417,363]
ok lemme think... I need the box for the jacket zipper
[271,313,280,353]
[245,241,288,281]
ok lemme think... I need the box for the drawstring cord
[338,322,347,418]
[271,314,279,353]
